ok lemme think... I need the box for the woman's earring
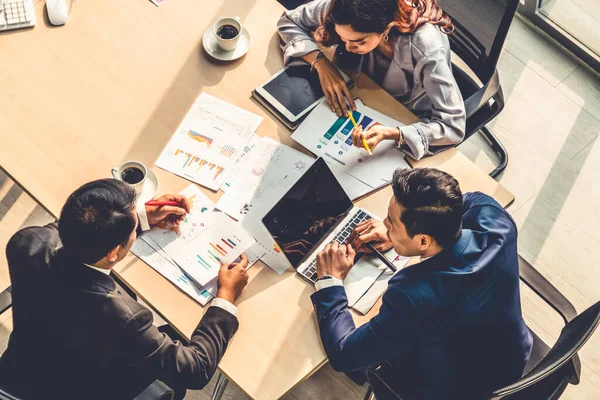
[383,33,389,41]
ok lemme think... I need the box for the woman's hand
[351,125,400,152]
[314,58,356,117]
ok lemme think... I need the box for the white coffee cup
[111,161,147,195]
[213,16,242,52]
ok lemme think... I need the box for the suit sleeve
[311,285,423,372]
[400,48,466,160]
[120,306,239,390]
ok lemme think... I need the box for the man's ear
[107,246,120,263]
[419,234,432,251]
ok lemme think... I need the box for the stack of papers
[156,93,263,191]
[131,185,262,306]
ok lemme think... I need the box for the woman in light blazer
[278,0,466,160]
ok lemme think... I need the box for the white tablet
[255,65,353,123]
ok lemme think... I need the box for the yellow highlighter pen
[347,111,372,155]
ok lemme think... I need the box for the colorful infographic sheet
[292,99,409,187]
[156,93,263,190]
[171,213,256,286]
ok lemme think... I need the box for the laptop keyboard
[302,210,371,283]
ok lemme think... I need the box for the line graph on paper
[195,108,254,138]
[180,94,262,140]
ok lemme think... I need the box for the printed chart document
[216,137,314,221]
[292,99,410,192]
[132,185,260,305]
[220,135,262,192]
[156,93,263,190]
[144,185,216,253]
[171,213,256,287]
[133,185,217,305]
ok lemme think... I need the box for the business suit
[0,222,237,400]
[311,192,533,399]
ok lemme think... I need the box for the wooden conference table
[0,0,514,399]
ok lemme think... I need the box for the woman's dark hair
[59,179,137,264]
[316,0,454,46]
[391,168,463,248]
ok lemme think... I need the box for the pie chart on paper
[252,167,264,176]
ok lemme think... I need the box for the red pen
[144,200,181,207]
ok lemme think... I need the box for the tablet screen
[262,66,325,117]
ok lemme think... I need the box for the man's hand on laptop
[316,241,356,280]
[348,219,393,253]
[217,254,249,303]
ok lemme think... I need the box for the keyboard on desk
[0,0,35,33]
[301,210,372,283]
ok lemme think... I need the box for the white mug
[111,161,147,195]
[213,16,242,52]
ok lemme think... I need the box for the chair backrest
[366,363,404,400]
[438,0,519,84]
[488,301,600,399]
[0,387,21,400]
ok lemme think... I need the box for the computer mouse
[46,0,68,26]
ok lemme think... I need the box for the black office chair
[362,256,600,400]
[437,0,519,178]
[0,286,174,400]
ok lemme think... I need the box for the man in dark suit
[0,179,249,400]
[313,168,533,400]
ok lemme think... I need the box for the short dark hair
[59,179,137,264]
[391,168,463,248]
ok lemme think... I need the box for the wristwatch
[316,275,334,282]
[395,127,405,148]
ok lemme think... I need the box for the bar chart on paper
[196,236,242,271]
[175,149,224,180]
[156,141,228,191]
[187,130,240,160]
[172,213,256,286]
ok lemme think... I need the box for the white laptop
[262,158,384,303]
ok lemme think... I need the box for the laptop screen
[262,158,353,268]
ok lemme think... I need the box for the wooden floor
[1,16,599,399]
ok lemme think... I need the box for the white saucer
[139,169,159,203]
[202,25,251,61]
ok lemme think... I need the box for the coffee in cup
[216,24,239,40]
[111,161,147,194]
[213,17,242,51]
